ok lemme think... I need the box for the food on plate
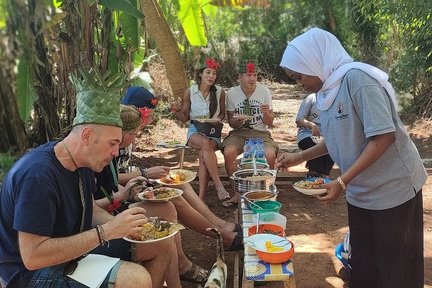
[142,188,179,200]
[160,171,186,184]
[295,178,325,189]
[129,222,184,241]
[244,191,274,200]
[265,240,284,252]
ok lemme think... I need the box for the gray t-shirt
[320,69,427,210]
[295,93,321,143]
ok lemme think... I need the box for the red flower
[138,107,150,123]
[100,186,121,214]
[246,61,256,73]
[107,199,122,214]
[151,98,158,106]
[205,58,220,70]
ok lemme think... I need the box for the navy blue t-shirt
[0,141,94,286]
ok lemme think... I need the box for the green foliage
[119,1,141,51]
[178,0,208,46]
[99,0,144,18]
[16,58,36,122]
[0,154,16,182]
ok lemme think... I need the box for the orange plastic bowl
[248,224,285,237]
[256,240,295,264]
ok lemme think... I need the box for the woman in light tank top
[172,58,230,202]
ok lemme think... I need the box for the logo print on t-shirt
[335,102,349,120]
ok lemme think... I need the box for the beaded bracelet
[337,176,347,190]
[95,225,109,246]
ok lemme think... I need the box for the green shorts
[221,128,279,154]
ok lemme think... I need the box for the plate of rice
[123,221,185,243]
[137,187,183,202]
[293,177,330,195]
[156,169,197,186]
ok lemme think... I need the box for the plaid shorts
[11,258,122,288]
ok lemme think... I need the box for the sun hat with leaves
[69,68,130,128]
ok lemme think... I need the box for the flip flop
[222,200,237,207]
[233,223,242,232]
[228,232,244,251]
[180,263,209,283]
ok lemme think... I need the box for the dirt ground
[133,82,432,288]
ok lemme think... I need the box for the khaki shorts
[221,128,279,154]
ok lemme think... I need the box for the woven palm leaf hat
[72,90,123,128]
[70,68,125,128]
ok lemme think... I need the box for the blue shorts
[187,126,221,148]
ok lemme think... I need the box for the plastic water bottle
[243,140,252,159]
[256,138,265,159]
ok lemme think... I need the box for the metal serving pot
[237,162,270,170]
[230,169,276,193]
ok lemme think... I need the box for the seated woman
[172,58,230,201]
[95,104,243,283]
[295,93,334,178]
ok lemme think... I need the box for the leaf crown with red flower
[202,58,220,70]
[240,59,258,74]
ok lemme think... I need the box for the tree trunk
[0,60,28,153]
[139,0,188,99]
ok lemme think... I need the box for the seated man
[0,89,180,288]
[94,104,242,283]
[221,60,279,206]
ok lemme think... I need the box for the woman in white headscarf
[276,28,426,288]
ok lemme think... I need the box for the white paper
[67,254,120,288]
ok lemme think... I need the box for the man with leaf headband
[221,60,279,207]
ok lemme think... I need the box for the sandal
[216,186,230,200]
[222,199,237,207]
[227,232,244,251]
[180,263,209,283]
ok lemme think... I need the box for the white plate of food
[155,169,197,186]
[293,177,330,195]
[137,187,183,202]
[123,221,185,243]
[157,140,184,149]
[233,114,254,121]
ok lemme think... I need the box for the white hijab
[279,28,398,111]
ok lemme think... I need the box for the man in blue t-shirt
[0,90,181,287]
